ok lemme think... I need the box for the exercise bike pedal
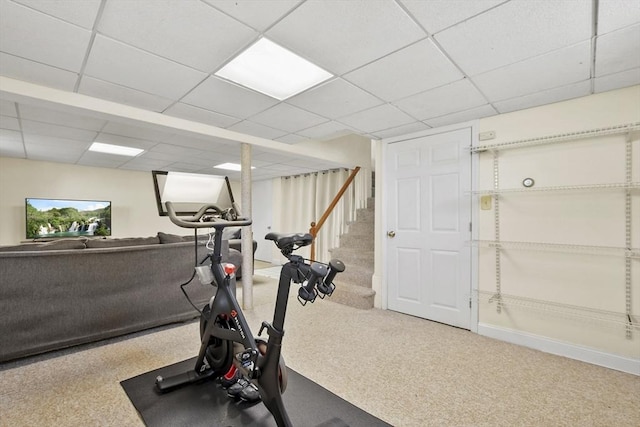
[155,368,216,392]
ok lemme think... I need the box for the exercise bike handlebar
[165,201,252,229]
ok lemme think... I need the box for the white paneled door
[386,128,472,329]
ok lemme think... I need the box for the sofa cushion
[157,232,185,244]
[85,236,160,248]
[0,238,87,252]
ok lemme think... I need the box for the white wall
[474,85,640,371]
[0,157,241,245]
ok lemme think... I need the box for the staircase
[328,198,375,309]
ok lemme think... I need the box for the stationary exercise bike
[155,201,345,427]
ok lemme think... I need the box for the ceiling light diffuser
[214,163,255,171]
[215,38,333,100]
[89,142,144,157]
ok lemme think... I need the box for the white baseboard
[477,323,640,376]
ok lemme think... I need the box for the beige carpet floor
[1,271,638,427]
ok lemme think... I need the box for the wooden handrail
[309,166,361,261]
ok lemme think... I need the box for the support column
[241,143,253,310]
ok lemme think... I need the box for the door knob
[387,231,396,238]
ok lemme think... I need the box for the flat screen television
[25,198,112,239]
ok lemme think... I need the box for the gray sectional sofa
[0,232,256,362]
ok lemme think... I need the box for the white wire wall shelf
[472,182,640,195]
[472,240,640,259]
[471,122,640,153]
[476,290,639,332]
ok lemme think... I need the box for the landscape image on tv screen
[26,198,111,239]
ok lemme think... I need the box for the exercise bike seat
[265,232,313,249]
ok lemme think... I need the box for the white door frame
[378,121,479,333]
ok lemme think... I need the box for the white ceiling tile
[287,79,382,119]
[0,129,25,157]
[435,0,592,76]
[163,103,241,128]
[100,122,176,143]
[20,120,98,141]
[76,151,129,168]
[266,0,425,74]
[594,67,640,93]
[0,115,20,131]
[12,0,101,29]
[0,128,22,144]
[595,24,640,76]
[0,100,17,117]
[204,0,302,32]
[598,0,640,35]
[249,103,327,133]
[344,39,463,102]
[78,77,174,113]
[181,76,279,118]
[119,157,172,171]
[399,0,505,34]
[393,79,487,120]
[473,41,591,102]
[0,53,78,91]
[84,35,208,100]
[424,104,498,128]
[227,120,288,140]
[23,134,90,150]
[0,0,92,71]
[493,80,592,114]
[98,1,256,73]
[369,121,431,140]
[19,105,107,131]
[296,121,355,140]
[275,134,309,144]
[27,147,83,163]
[338,104,416,133]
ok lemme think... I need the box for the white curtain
[279,167,370,262]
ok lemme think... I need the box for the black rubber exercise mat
[121,358,391,427]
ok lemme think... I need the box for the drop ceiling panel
[84,35,208,100]
[0,128,22,143]
[98,1,257,73]
[0,129,24,157]
[0,100,17,117]
[181,76,278,119]
[393,79,487,121]
[99,122,173,143]
[204,0,302,32]
[20,120,97,141]
[399,0,504,34]
[338,104,416,133]
[266,0,426,74]
[23,134,90,150]
[78,77,175,113]
[249,103,327,133]
[287,78,382,119]
[595,24,640,76]
[344,39,462,102]
[163,103,241,128]
[594,67,640,93]
[0,0,92,71]
[598,0,640,35]
[474,41,591,102]
[424,104,498,128]
[493,80,591,113]
[94,133,156,151]
[0,115,20,131]
[76,151,130,168]
[296,120,355,140]
[12,0,101,29]
[0,53,78,91]
[434,0,592,76]
[227,120,288,140]
[368,121,431,140]
[120,157,172,171]
[19,105,107,131]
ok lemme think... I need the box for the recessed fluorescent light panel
[214,163,255,171]
[89,142,144,157]
[215,38,333,100]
